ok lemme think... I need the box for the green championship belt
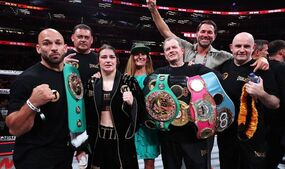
[63,63,86,133]
[145,74,180,131]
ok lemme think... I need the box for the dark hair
[268,40,285,56]
[196,20,218,35]
[98,44,116,55]
[98,44,120,66]
[73,24,93,35]
[254,39,269,51]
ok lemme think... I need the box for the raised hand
[122,91,134,106]
[245,77,264,98]
[64,53,79,67]
[29,84,56,107]
[146,0,156,12]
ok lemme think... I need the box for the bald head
[38,28,65,44]
[230,32,255,66]
[232,32,254,45]
[36,28,67,71]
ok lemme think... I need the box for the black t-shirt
[8,63,74,167]
[266,60,285,127]
[154,63,217,77]
[66,49,99,87]
[216,59,279,145]
[152,63,219,142]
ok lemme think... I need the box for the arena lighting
[0,28,24,35]
[68,0,82,3]
[103,0,285,15]
[181,32,196,38]
[0,40,35,47]
[0,70,22,76]
[0,89,10,95]
[0,41,164,56]
[0,1,47,11]
[0,0,283,15]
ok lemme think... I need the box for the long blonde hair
[125,54,154,76]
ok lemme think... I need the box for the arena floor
[72,136,285,169]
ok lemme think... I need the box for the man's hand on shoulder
[64,53,79,64]
[251,57,269,72]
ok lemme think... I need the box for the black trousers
[160,139,208,169]
[266,127,285,169]
[217,133,266,169]
[91,125,139,169]
[92,126,120,169]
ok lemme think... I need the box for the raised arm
[6,84,55,136]
[147,0,176,38]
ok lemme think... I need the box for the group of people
[5,1,285,169]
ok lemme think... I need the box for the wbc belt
[145,74,180,131]
[169,76,191,127]
[187,75,217,139]
[63,63,86,133]
[201,72,235,132]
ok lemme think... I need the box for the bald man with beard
[6,28,75,169]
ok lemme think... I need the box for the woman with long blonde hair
[125,43,160,169]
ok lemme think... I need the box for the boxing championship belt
[63,63,86,133]
[187,75,217,139]
[169,76,191,127]
[201,72,235,132]
[145,74,180,131]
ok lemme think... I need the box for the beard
[41,54,64,68]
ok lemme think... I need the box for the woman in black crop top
[78,44,145,169]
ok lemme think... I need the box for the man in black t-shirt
[265,40,285,169]
[64,24,99,168]
[216,32,280,169]
[147,37,221,169]
[65,24,98,86]
[6,28,74,169]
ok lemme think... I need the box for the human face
[252,44,269,59]
[99,49,117,74]
[36,29,67,69]
[71,28,93,54]
[133,52,147,68]
[230,33,255,66]
[259,44,269,58]
[163,39,184,66]
[196,24,216,48]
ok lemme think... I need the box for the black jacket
[86,70,145,169]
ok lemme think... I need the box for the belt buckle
[145,74,180,131]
